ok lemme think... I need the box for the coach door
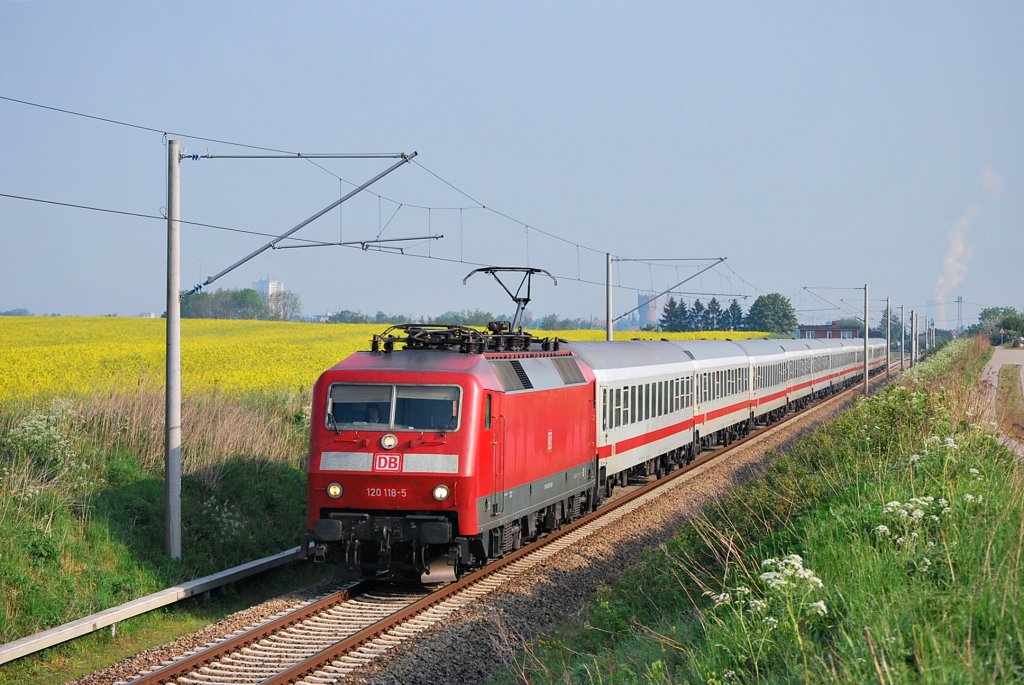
[492,401,506,516]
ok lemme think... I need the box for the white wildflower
[969,468,980,476]
[764,616,779,627]
[945,437,958,449]
[908,454,922,464]
[874,525,891,537]
[733,585,751,597]
[964,494,976,503]
[759,571,789,591]
[746,599,769,613]
[911,509,925,520]
[807,600,828,616]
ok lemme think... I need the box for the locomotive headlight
[380,433,399,450]
[326,482,344,499]
[431,484,451,501]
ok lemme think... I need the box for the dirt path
[979,346,1024,458]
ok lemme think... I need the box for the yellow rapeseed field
[0,317,377,401]
[0,317,771,401]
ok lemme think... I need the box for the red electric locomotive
[304,268,891,582]
[305,323,598,581]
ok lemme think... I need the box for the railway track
[119,367,896,685]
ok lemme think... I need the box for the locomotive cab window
[328,383,461,432]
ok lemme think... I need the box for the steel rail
[124,585,359,685]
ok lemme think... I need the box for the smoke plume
[933,167,1004,329]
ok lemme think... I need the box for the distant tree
[1,308,30,316]
[328,310,369,323]
[660,297,680,332]
[706,298,722,330]
[266,291,302,321]
[977,307,1020,334]
[434,310,467,325]
[462,309,496,326]
[745,293,797,334]
[691,299,706,331]
[877,309,903,342]
[537,313,561,330]
[233,289,266,319]
[726,299,744,330]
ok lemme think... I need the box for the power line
[2,94,759,303]
[0,190,698,297]
[0,94,296,154]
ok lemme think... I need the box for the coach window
[614,388,622,428]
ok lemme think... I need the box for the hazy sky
[2,2,1021,329]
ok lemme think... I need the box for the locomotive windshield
[328,383,461,432]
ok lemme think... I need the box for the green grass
[500,338,1023,684]
[0,396,330,681]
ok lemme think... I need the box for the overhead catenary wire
[0,190,686,297]
[2,94,757,306]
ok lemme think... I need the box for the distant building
[637,292,658,328]
[254,275,284,298]
[798,321,863,339]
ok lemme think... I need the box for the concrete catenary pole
[863,283,869,395]
[165,140,182,559]
[885,297,891,378]
[913,311,919,365]
[606,253,613,341]
[909,310,915,367]
[900,304,906,371]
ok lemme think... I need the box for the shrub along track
[70,368,896,685]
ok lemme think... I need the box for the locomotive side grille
[510,360,534,388]
[489,360,533,391]
[552,357,586,385]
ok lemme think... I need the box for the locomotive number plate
[366,487,408,498]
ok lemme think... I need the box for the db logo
[373,453,402,472]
